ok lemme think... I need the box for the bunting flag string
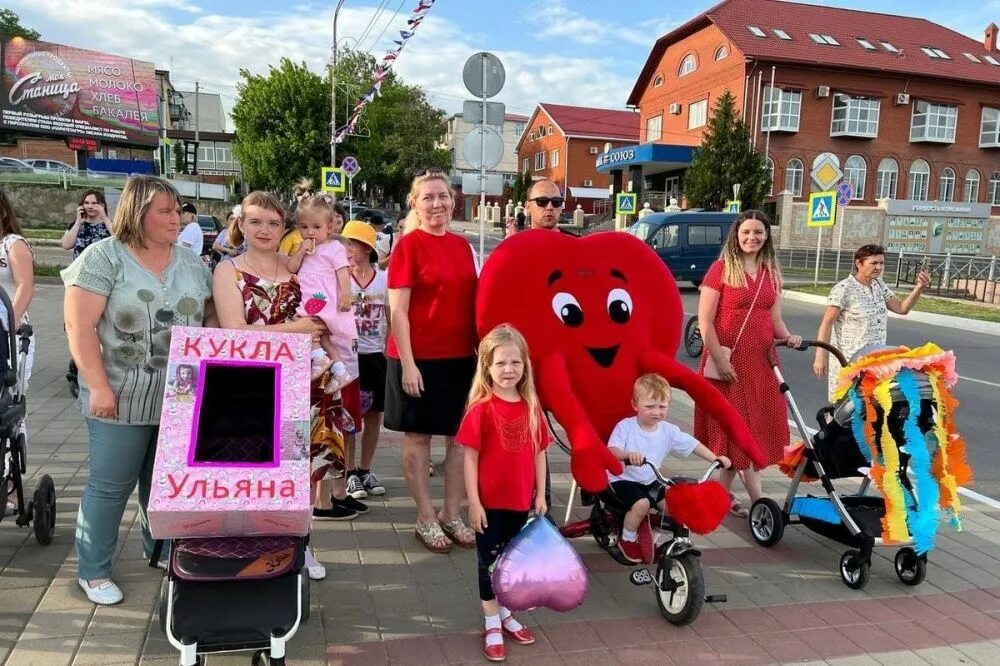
[333,0,437,144]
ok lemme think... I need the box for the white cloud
[10,0,640,127]
[530,0,656,47]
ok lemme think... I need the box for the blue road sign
[615,192,637,215]
[837,181,854,206]
[341,156,360,177]
[321,167,345,193]
[807,191,836,227]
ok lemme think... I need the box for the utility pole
[331,0,346,168]
[193,80,200,175]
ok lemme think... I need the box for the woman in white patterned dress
[813,244,930,399]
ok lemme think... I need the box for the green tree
[231,49,451,199]
[684,90,771,211]
[231,58,329,192]
[0,9,40,40]
[512,171,531,205]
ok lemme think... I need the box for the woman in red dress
[693,210,801,518]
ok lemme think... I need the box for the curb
[782,289,1000,337]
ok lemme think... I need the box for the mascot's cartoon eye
[607,288,633,324]
[552,292,584,327]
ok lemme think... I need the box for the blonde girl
[456,324,549,662]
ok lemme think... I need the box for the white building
[177,91,227,133]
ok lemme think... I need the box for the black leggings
[476,509,530,601]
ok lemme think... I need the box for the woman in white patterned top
[813,244,930,399]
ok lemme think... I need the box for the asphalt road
[675,286,1000,501]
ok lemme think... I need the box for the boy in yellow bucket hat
[340,221,389,499]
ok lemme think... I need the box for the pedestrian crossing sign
[616,192,637,216]
[807,191,836,228]
[321,167,345,193]
[725,200,741,213]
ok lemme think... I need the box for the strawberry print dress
[295,240,358,343]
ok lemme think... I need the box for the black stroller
[156,535,309,665]
[0,286,55,545]
[749,341,931,590]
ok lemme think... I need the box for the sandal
[414,521,452,553]
[728,495,749,518]
[440,518,476,549]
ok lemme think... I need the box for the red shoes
[501,617,535,645]
[619,537,644,563]
[482,627,505,662]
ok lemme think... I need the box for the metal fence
[778,246,1000,304]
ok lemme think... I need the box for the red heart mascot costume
[476,230,764,493]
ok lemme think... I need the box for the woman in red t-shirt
[457,324,549,662]
[386,170,479,554]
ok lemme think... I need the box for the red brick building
[619,0,1000,212]
[516,103,639,213]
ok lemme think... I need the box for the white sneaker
[304,548,326,581]
[78,578,123,605]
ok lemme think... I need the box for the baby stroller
[157,535,309,665]
[750,340,934,590]
[0,285,56,545]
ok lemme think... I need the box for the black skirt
[384,356,476,436]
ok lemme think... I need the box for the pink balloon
[491,518,589,612]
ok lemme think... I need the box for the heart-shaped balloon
[491,517,588,612]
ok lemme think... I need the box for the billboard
[1,38,160,147]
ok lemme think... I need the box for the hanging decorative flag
[333,0,437,144]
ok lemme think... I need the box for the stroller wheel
[32,475,56,546]
[749,498,784,547]
[894,547,927,586]
[683,317,703,358]
[251,650,284,666]
[839,550,870,590]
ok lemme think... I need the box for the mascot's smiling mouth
[587,345,620,368]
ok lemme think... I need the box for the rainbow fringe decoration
[837,344,972,555]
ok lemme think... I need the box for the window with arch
[908,159,930,200]
[714,45,729,61]
[653,74,664,88]
[845,155,867,200]
[785,158,804,196]
[876,158,898,199]
[678,53,698,76]
[938,167,955,202]
[990,171,1000,206]
[766,157,775,196]
[964,170,980,203]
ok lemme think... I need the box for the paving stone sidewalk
[3,285,1000,666]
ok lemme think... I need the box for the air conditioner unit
[583,179,594,187]
[895,93,911,105]
[816,85,831,98]
[589,146,599,154]
[669,102,683,115]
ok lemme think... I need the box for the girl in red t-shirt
[457,324,550,662]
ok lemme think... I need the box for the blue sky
[8,0,1000,123]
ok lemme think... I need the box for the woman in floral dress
[212,191,364,581]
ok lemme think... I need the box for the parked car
[196,214,224,256]
[24,158,77,174]
[626,211,738,286]
[0,157,34,173]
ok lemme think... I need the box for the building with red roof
[611,0,1000,253]
[515,102,639,213]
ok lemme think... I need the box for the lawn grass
[787,283,1000,324]
[35,263,64,278]
[24,228,64,240]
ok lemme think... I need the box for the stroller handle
[770,339,847,368]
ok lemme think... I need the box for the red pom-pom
[665,480,730,535]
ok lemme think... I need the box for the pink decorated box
[148,326,312,538]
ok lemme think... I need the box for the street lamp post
[330,0,346,168]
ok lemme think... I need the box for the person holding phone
[61,189,112,259]
[813,244,931,399]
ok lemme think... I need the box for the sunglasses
[413,167,445,177]
[529,196,564,208]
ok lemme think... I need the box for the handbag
[704,270,766,381]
